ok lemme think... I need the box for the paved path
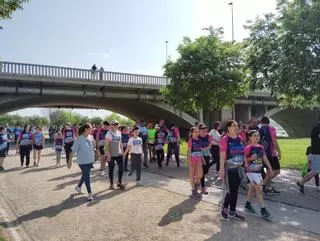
[0,149,319,241]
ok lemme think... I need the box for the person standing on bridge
[99,67,104,80]
[91,64,97,80]
[32,126,45,167]
[63,122,76,164]
[16,125,33,168]
[0,126,9,171]
[69,123,94,202]
[105,120,125,190]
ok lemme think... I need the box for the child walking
[155,125,166,168]
[244,130,273,220]
[124,127,143,186]
[187,127,203,198]
[54,132,64,167]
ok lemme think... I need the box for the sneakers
[228,211,245,221]
[124,168,130,172]
[261,207,272,220]
[33,162,37,167]
[88,193,93,202]
[0,167,5,172]
[143,164,149,168]
[128,171,133,177]
[296,181,304,193]
[201,187,208,195]
[75,186,82,194]
[136,181,144,186]
[268,187,280,194]
[245,202,257,214]
[109,184,115,190]
[263,185,280,195]
[220,208,229,220]
[118,183,125,190]
[99,170,106,177]
[190,189,201,199]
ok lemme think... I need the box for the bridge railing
[0,61,168,87]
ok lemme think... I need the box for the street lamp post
[228,2,234,42]
[165,41,168,62]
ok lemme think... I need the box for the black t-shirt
[311,123,320,154]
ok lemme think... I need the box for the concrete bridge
[0,61,316,136]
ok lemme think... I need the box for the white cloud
[87,52,111,60]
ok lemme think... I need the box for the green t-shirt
[147,129,156,143]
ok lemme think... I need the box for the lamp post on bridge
[165,40,169,62]
[228,1,235,42]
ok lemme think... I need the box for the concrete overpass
[0,61,316,136]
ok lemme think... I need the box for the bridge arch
[0,95,197,127]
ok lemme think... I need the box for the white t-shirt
[209,129,221,144]
[127,137,143,154]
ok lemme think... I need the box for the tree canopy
[163,27,247,113]
[0,0,28,29]
[245,0,320,108]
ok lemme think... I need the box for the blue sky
[1,0,277,118]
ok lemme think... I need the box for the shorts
[247,172,263,185]
[311,154,320,173]
[33,144,43,150]
[190,157,202,167]
[0,149,6,158]
[99,146,105,155]
[264,156,280,170]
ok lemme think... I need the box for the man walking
[259,117,281,194]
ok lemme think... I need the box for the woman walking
[199,124,212,195]
[219,120,245,221]
[0,127,8,171]
[69,123,95,201]
[32,126,45,167]
[16,125,33,168]
[63,122,76,164]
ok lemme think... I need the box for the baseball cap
[111,120,119,125]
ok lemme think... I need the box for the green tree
[27,115,49,127]
[104,113,134,126]
[90,116,103,125]
[245,0,320,108]
[0,0,28,29]
[162,27,247,113]
[49,110,70,127]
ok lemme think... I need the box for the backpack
[259,126,272,156]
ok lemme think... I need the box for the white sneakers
[75,186,82,194]
[136,181,144,186]
[100,170,106,177]
[75,186,93,201]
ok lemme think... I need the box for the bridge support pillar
[221,107,233,122]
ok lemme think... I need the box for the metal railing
[0,61,168,87]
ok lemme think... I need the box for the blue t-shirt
[0,134,8,151]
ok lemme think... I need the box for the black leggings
[156,149,164,167]
[223,171,241,212]
[20,145,31,166]
[201,156,211,188]
[108,156,124,185]
[166,142,180,166]
[210,145,220,171]
[64,142,73,164]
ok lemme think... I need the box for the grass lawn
[0,227,7,241]
[165,138,309,170]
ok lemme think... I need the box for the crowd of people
[0,116,319,222]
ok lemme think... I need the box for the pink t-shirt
[244,144,266,172]
[269,126,277,155]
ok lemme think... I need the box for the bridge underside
[0,95,197,127]
[269,109,319,138]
